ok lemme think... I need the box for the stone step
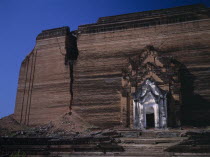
[121,145,172,154]
[120,143,176,148]
[113,156,167,157]
[50,152,168,157]
[48,151,210,157]
[0,137,112,147]
[114,152,167,156]
[1,143,123,153]
[171,152,210,157]
[141,131,182,138]
[50,155,164,157]
[49,152,115,157]
[117,130,142,138]
[116,130,183,138]
[166,145,210,153]
[119,137,186,144]
[73,144,123,152]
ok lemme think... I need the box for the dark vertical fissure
[69,61,74,111]
[65,31,78,113]
[126,93,130,127]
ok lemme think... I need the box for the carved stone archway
[121,46,181,129]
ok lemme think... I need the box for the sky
[0,0,210,118]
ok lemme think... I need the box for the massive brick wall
[14,27,72,125]
[75,16,210,127]
[14,5,210,127]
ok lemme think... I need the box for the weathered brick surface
[14,29,71,125]
[14,5,210,127]
[74,6,210,127]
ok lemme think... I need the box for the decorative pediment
[121,46,182,129]
[132,78,167,101]
[122,46,180,92]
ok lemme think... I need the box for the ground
[0,112,95,138]
[1,114,210,157]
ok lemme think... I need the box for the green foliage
[10,150,26,157]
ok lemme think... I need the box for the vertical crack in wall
[65,31,78,113]
[69,61,74,112]
[19,27,78,125]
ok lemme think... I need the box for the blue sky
[0,0,210,118]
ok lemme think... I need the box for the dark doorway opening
[126,94,130,127]
[146,113,154,128]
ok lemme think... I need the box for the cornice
[36,26,70,40]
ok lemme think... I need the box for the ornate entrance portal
[132,79,167,129]
[121,46,181,129]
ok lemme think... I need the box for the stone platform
[1,129,210,157]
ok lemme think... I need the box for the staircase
[0,136,123,156]
[52,130,185,157]
[64,130,210,157]
[1,129,210,157]
[166,131,210,157]
[113,129,185,157]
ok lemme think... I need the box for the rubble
[0,111,95,138]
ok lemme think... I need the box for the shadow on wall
[180,65,210,127]
[65,31,79,64]
[65,31,79,113]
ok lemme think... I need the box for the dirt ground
[0,111,95,137]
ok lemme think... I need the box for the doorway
[146,113,155,128]
[126,94,130,127]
